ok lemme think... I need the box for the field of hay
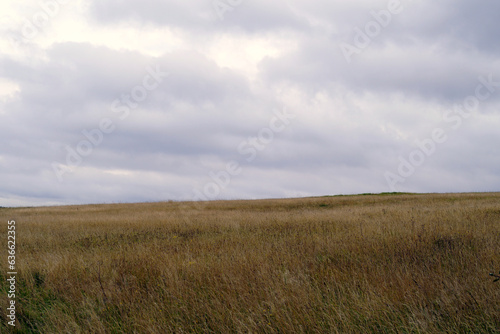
[1,192,500,333]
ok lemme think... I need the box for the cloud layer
[1,0,499,206]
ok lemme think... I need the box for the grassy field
[1,192,499,333]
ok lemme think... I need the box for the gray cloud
[1,0,500,206]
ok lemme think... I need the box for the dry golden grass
[1,192,500,333]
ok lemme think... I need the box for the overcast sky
[1,0,499,207]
